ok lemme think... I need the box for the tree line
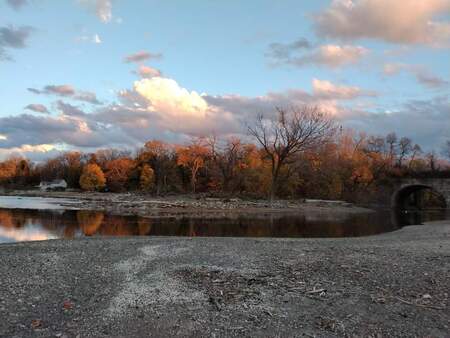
[1,106,449,202]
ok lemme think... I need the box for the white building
[39,179,68,191]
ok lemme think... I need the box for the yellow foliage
[139,164,155,191]
[79,163,106,191]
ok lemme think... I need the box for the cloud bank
[1,73,448,160]
[314,0,450,47]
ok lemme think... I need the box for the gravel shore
[0,190,372,219]
[0,220,449,337]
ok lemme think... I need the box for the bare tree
[365,136,386,155]
[397,137,413,167]
[385,132,397,167]
[426,151,438,172]
[409,143,422,169]
[208,136,243,192]
[248,105,336,201]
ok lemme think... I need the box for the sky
[0,0,449,160]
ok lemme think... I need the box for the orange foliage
[176,140,210,192]
[79,163,106,191]
[105,158,135,192]
[139,164,155,191]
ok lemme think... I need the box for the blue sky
[0,0,449,159]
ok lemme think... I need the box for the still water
[0,196,448,244]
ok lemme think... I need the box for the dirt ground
[0,220,449,337]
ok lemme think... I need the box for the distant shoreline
[0,190,373,218]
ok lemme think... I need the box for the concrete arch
[391,184,447,209]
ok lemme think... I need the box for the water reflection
[1,207,448,243]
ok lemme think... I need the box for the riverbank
[0,190,372,218]
[0,220,448,337]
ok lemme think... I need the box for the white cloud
[130,77,242,136]
[314,0,450,47]
[0,143,57,160]
[96,0,112,23]
[134,77,209,119]
[307,45,368,68]
[78,0,113,23]
[312,78,376,99]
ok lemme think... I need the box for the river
[0,196,448,243]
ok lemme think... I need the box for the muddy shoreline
[0,190,374,218]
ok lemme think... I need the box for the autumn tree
[232,143,267,196]
[248,105,336,201]
[138,140,175,195]
[104,158,135,192]
[0,157,20,186]
[79,163,106,191]
[176,139,210,193]
[58,152,84,187]
[139,164,155,192]
[37,152,85,187]
[95,149,131,168]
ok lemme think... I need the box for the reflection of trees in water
[140,212,397,238]
[0,207,413,240]
[0,210,17,228]
[0,209,29,228]
[98,215,139,236]
[77,211,104,236]
[137,218,152,235]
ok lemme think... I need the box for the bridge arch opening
[391,184,447,210]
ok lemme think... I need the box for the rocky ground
[1,190,371,218]
[0,220,449,337]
